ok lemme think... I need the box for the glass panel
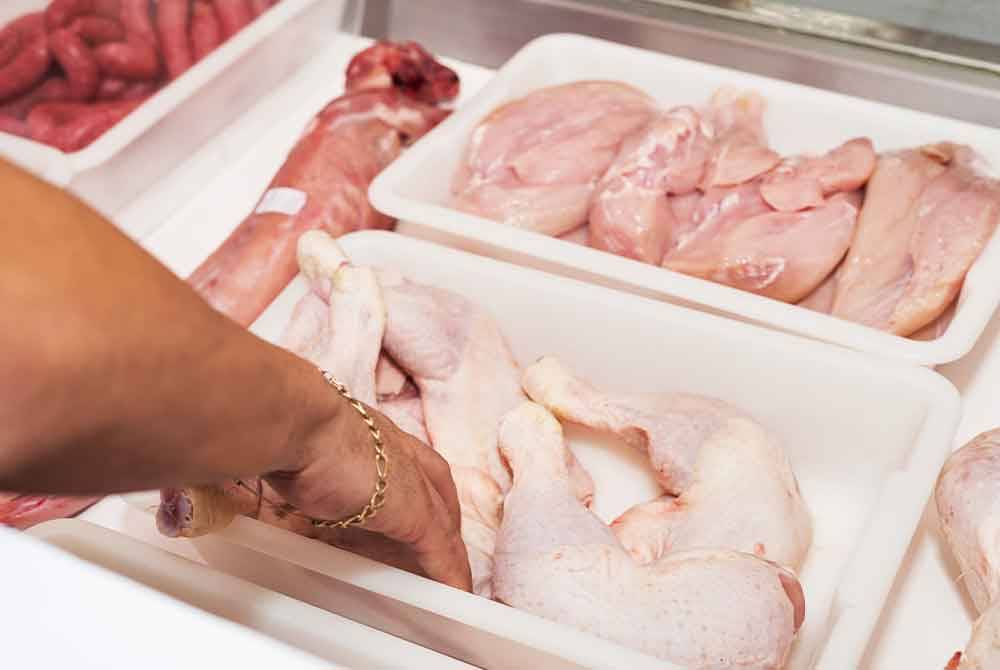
[643,0,1000,71]
[790,1,999,46]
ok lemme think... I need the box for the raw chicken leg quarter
[493,402,804,668]
[936,429,1000,669]
[522,356,812,571]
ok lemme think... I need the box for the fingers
[408,432,462,529]
[406,471,473,592]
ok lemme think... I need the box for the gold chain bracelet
[235,371,388,529]
[312,369,389,529]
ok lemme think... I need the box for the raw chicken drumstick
[375,261,594,596]
[157,232,425,576]
[935,429,1000,669]
[188,41,459,327]
[523,356,812,571]
[493,402,804,668]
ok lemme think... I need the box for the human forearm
[0,158,340,494]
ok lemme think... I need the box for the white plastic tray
[370,33,1000,367]
[0,0,352,221]
[0,523,332,670]
[145,231,958,669]
[23,519,473,669]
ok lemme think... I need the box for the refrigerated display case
[4,2,1000,668]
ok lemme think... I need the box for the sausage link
[190,1,223,61]
[68,16,126,45]
[0,15,51,103]
[0,78,72,119]
[248,0,275,18]
[157,0,193,80]
[213,0,252,39]
[49,29,100,101]
[120,0,158,46]
[95,40,160,80]
[28,98,144,151]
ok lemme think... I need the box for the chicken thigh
[832,143,1000,336]
[376,273,594,595]
[523,357,811,570]
[936,428,1000,669]
[493,402,804,668]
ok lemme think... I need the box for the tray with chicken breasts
[371,33,1000,367]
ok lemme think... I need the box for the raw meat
[760,137,876,212]
[0,493,101,530]
[832,143,1000,336]
[523,357,812,570]
[699,88,780,190]
[588,106,712,263]
[492,402,803,668]
[189,41,459,327]
[451,81,656,236]
[157,232,425,577]
[935,429,1000,669]
[376,266,595,595]
[664,190,862,303]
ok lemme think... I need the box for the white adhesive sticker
[255,187,308,217]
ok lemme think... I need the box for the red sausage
[0,78,72,119]
[248,0,274,18]
[49,29,100,101]
[68,16,126,45]
[46,0,123,31]
[120,0,158,46]
[0,31,21,69]
[28,98,144,152]
[96,76,128,100]
[190,1,223,61]
[95,40,160,80]
[157,0,193,80]
[0,15,52,103]
[0,113,32,140]
[213,0,252,39]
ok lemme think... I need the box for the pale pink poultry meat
[588,106,713,263]
[661,137,873,302]
[188,42,458,328]
[522,357,812,571]
[451,81,656,236]
[376,268,595,595]
[832,143,1000,336]
[587,89,778,265]
[935,429,1000,669]
[699,88,781,190]
[493,402,804,668]
[665,190,862,303]
[760,137,876,212]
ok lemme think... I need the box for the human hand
[266,395,473,592]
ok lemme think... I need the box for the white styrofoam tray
[0,523,332,670]
[22,519,474,670]
[370,33,1000,368]
[141,231,957,669]
[0,0,353,220]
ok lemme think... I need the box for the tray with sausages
[0,0,353,219]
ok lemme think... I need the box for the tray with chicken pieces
[371,33,1000,368]
[150,230,958,670]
